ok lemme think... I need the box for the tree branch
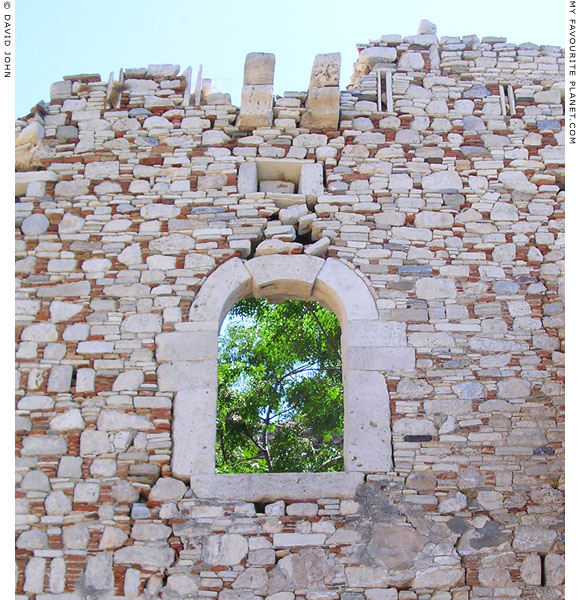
[304,304,341,361]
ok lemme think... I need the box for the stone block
[202,534,248,565]
[63,524,90,549]
[298,162,324,199]
[246,254,324,301]
[172,388,217,476]
[21,435,67,456]
[50,408,85,431]
[513,526,557,553]
[273,533,326,547]
[238,161,258,194]
[24,557,45,593]
[191,472,364,502]
[80,430,111,456]
[238,85,274,130]
[115,545,175,569]
[97,410,153,432]
[244,53,275,85]
[399,52,425,70]
[49,557,65,594]
[17,529,48,550]
[416,278,456,300]
[301,87,340,130]
[156,331,218,363]
[309,53,341,87]
[47,365,73,392]
[422,171,462,192]
[344,370,392,471]
[21,214,50,236]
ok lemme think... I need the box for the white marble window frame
[157,255,415,501]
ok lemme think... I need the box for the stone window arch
[156,255,415,501]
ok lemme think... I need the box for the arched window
[156,255,415,501]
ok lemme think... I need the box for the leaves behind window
[217,298,343,473]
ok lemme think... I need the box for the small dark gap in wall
[540,555,547,587]
[254,501,267,514]
[295,229,313,246]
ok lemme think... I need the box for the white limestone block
[74,482,100,503]
[201,129,231,145]
[21,435,67,456]
[189,257,252,325]
[132,523,172,541]
[513,526,557,553]
[167,574,198,595]
[313,258,378,323]
[416,277,456,300]
[21,214,50,236]
[172,389,217,476]
[422,171,462,192]
[50,408,85,431]
[395,129,420,144]
[309,53,341,87]
[24,557,46,593]
[490,202,519,221]
[246,254,324,301]
[149,233,196,254]
[21,469,50,491]
[156,331,217,362]
[63,323,90,341]
[53,178,90,199]
[80,430,111,456]
[114,546,175,569]
[47,365,74,392]
[63,524,90,549]
[97,410,154,432]
[238,84,274,130]
[57,456,82,478]
[85,161,119,179]
[49,557,65,593]
[203,534,248,565]
[244,52,275,85]
[144,116,172,130]
[18,395,54,410]
[118,243,142,265]
[408,332,455,348]
[344,370,392,471]
[345,347,416,371]
[238,161,258,194]
[301,87,340,130]
[45,490,72,515]
[414,211,454,228]
[497,378,531,399]
[498,171,537,192]
[398,52,425,70]
[298,162,324,199]
[110,370,144,392]
[121,313,162,333]
[141,204,181,220]
[521,555,542,585]
[273,533,326,547]
[99,526,128,550]
[357,47,396,69]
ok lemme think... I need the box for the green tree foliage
[217,298,343,473]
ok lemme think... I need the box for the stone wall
[15,20,564,600]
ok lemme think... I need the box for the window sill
[190,471,365,502]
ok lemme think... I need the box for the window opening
[376,69,393,113]
[217,297,343,474]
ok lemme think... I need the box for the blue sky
[15,0,565,118]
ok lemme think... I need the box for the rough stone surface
[14,24,565,600]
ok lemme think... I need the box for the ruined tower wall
[15,23,564,599]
